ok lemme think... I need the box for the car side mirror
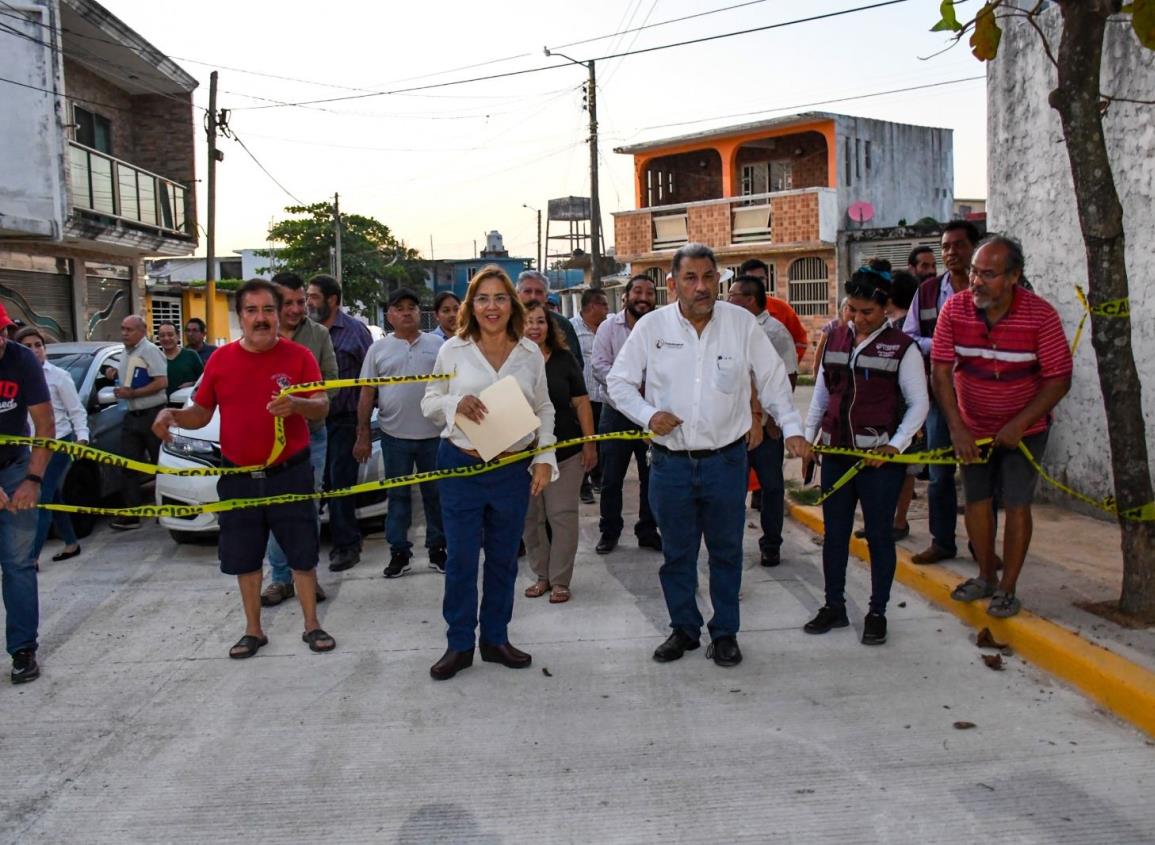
[96,386,118,406]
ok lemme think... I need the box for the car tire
[169,529,212,544]
[62,461,101,539]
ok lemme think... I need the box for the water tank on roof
[485,231,504,253]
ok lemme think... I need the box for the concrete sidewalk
[5,480,1155,843]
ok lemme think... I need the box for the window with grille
[150,296,183,340]
[787,257,829,316]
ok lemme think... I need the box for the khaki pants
[523,452,584,587]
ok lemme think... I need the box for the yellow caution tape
[34,431,651,518]
[1016,441,1154,522]
[1071,285,1131,355]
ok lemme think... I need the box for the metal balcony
[68,141,192,238]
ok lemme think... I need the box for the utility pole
[332,192,342,284]
[522,203,542,271]
[205,70,219,342]
[586,60,602,289]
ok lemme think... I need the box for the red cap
[0,303,14,333]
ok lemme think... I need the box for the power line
[554,0,775,50]
[233,0,913,111]
[224,132,305,206]
[635,75,986,133]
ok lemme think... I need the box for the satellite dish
[848,201,875,224]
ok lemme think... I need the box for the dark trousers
[120,406,162,508]
[648,440,747,641]
[598,405,655,539]
[820,453,905,614]
[585,401,603,486]
[926,402,958,555]
[747,432,785,553]
[324,414,362,552]
[437,441,531,651]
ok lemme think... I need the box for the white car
[156,387,388,543]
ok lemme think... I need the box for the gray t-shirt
[119,337,168,411]
[359,331,443,439]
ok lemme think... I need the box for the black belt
[651,437,744,459]
[221,448,309,478]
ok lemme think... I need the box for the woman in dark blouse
[521,301,597,603]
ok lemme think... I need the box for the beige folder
[453,375,540,461]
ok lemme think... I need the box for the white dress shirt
[421,335,558,477]
[43,360,89,442]
[607,301,803,451]
[756,310,798,375]
[804,324,930,452]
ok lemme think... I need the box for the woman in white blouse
[421,266,557,681]
[16,328,87,565]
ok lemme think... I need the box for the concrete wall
[834,116,953,228]
[987,8,1155,507]
[0,1,68,239]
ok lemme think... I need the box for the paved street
[5,485,1155,845]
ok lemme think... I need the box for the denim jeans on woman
[30,432,78,562]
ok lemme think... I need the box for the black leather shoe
[861,612,888,645]
[760,548,781,568]
[637,533,663,552]
[653,629,700,662]
[595,534,619,555]
[430,648,474,680]
[479,642,532,669]
[329,546,361,572]
[706,636,742,667]
[804,605,850,634]
[11,649,39,684]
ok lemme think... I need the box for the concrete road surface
[4,496,1154,844]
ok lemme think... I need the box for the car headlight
[162,435,221,465]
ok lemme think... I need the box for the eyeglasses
[473,294,511,306]
[968,268,1006,282]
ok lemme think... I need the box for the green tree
[261,202,428,316]
[934,0,1155,620]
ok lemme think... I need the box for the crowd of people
[0,224,1073,685]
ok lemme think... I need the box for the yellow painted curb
[788,502,1155,738]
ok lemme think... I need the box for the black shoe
[430,648,474,680]
[479,642,532,669]
[706,635,742,667]
[518,540,527,558]
[892,524,910,541]
[383,551,412,578]
[11,649,39,684]
[760,548,781,568]
[580,482,595,504]
[595,534,619,555]
[653,629,700,662]
[853,528,867,539]
[861,612,887,645]
[329,546,361,572]
[637,533,663,552]
[428,546,447,574]
[110,517,141,531]
[804,605,850,635]
[750,490,763,511]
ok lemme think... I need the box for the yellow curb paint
[788,502,1155,738]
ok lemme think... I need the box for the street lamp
[522,203,543,274]
[543,47,602,289]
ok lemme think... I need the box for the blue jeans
[926,402,957,555]
[747,432,785,553]
[598,405,656,539]
[383,433,444,554]
[820,453,906,614]
[436,441,531,651]
[268,427,327,585]
[648,440,747,641]
[1,456,39,655]
[324,415,362,552]
[31,433,78,562]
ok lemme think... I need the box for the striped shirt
[931,286,1072,438]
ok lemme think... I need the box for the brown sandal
[549,585,571,604]
[525,580,550,598]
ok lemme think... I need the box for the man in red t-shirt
[931,236,1072,619]
[154,280,335,659]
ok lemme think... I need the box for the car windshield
[46,351,95,392]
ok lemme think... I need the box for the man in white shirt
[571,288,609,503]
[355,289,446,577]
[726,274,797,569]
[112,315,168,531]
[608,244,810,667]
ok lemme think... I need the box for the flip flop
[229,634,268,659]
[52,545,82,562]
[302,628,336,653]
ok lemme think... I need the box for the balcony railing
[68,141,192,238]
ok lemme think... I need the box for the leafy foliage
[1133,0,1155,50]
[970,3,1002,61]
[260,202,428,316]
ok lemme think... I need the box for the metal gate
[0,267,75,341]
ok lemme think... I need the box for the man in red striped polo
[931,235,1072,618]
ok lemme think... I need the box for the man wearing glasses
[931,236,1071,619]
[184,318,217,365]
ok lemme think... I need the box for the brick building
[611,112,952,364]
[0,0,197,341]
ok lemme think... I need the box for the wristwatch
[24,473,43,485]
